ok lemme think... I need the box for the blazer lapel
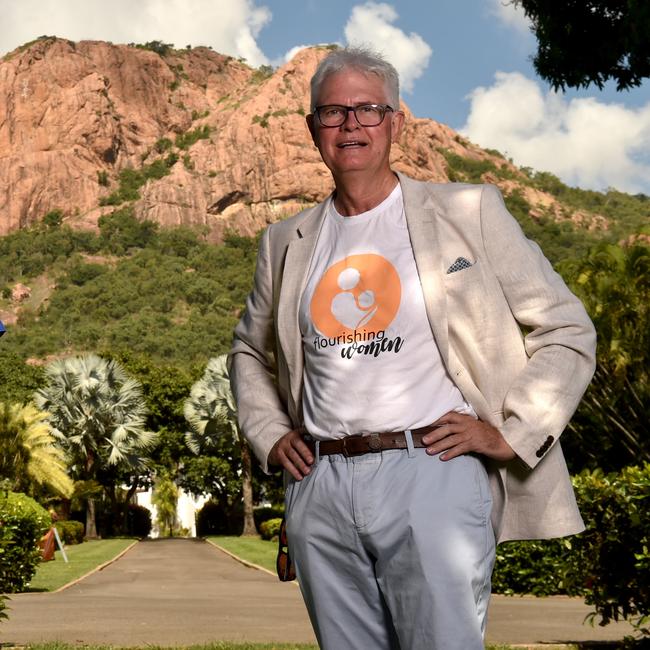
[277,201,329,418]
[399,173,450,367]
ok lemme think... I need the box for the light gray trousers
[285,446,495,650]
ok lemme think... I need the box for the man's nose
[341,107,359,129]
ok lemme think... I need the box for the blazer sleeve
[229,227,294,473]
[479,184,597,469]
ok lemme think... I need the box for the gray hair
[310,46,400,112]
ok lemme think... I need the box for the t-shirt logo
[310,254,401,338]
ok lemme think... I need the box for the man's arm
[229,227,315,478]
[424,184,596,468]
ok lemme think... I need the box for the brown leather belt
[304,425,439,458]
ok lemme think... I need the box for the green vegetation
[28,538,135,592]
[99,158,175,206]
[97,170,109,187]
[253,110,289,128]
[493,464,650,635]
[0,492,51,593]
[43,209,64,228]
[209,535,276,573]
[175,125,212,150]
[439,148,650,264]
[130,40,175,57]
[250,64,274,84]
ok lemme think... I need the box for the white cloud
[489,0,531,35]
[461,71,650,194]
[0,0,271,66]
[344,2,432,94]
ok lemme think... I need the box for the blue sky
[2,0,649,194]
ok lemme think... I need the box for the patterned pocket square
[446,257,473,274]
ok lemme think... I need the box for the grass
[28,538,136,592]
[208,535,276,573]
[21,641,532,650]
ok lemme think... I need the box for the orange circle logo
[310,254,401,338]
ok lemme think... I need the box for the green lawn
[27,641,528,650]
[208,535,277,573]
[28,538,136,592]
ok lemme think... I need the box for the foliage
[125,503,152,537]
[513,0,650,90]
[0,491,51,593]
[493,464,650,635]
[253,505,285,529]
[43,209,63,228]
[558,244,649,472]
[98,206,158,254]
[34,354,155,537]
[55,519,85,545]
[258,517,282,540]
[184,355,256,535]
[196,500,231,536]
[0,402,73,497]
[131,40,174,57]
[97,170,109,187]
[6,226,258,370]
[0,351,44,404]
[151,471,178,536]
[175,125,212,150]
[250,64,274,84]
[98,158,174,206]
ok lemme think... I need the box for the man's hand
[422,411,516,462]
[268,428,314,480]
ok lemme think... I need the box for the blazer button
[536,448,544,458]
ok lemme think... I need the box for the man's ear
[390,110,405,144]
[306,113,318,146]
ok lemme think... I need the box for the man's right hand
[268,428,314,481]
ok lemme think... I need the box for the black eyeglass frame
[314,103,395,128]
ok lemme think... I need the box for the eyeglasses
[314,103,394,128]
[276,518,296,581]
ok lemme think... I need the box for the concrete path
[1,538,635,647]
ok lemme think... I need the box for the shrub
[259,517,282,541]
[43,209,63,228]
[196,501,228,536]
[55,519,84,545]
[0,491,51,593]
[493,464,650,635]
[253,505,284,530]
[126,503,152,537]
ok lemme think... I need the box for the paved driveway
[1,538,635,647]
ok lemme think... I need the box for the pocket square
[446,257,473,274]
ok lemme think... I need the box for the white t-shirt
[299,183,475,440]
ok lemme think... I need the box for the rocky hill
[0,37,614,240]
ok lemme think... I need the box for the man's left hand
[421,411,516,462]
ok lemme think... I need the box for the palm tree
[0,402,73,498]
[184,355,256,536]
[34,354,155,538]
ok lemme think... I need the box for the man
[230,47,596,650]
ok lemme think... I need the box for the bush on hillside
[0,492,51,592]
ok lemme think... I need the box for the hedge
[0,492,51,593]
[493,463,650,634]
[55,520,85,545]
[259,517,282,541]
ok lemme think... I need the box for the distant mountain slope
[5,36,642,242]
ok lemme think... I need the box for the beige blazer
[230,173,597,543]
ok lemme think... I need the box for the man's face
[307,69,404,179]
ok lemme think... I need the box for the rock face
[0,37,602,239]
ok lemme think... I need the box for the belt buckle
[367,433,382,452]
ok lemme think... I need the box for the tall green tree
[559,243,649,471]
[512,0,650,90]
[34,354,156,538]
[0,402,73,498]
[151,471,178,537]
[184,355,256,536]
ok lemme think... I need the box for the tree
[151,471,178,537]
[558,243,649,471]
[34,354,156,538]
[512,0,650,90]
[0,402,73,498]
[184,355,256,536]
